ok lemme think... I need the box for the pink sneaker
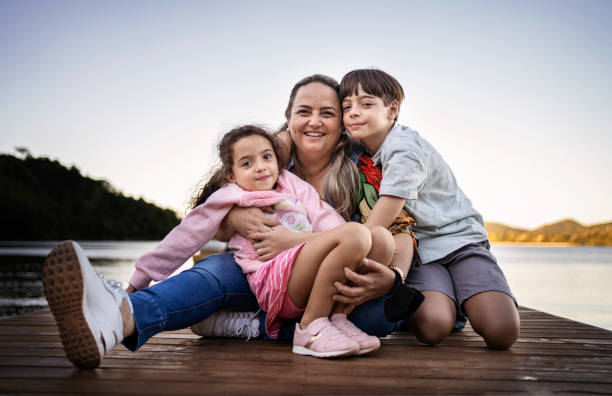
[292,317,359,358]
[331,313,381,355]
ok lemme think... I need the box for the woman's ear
[388,100,399,120]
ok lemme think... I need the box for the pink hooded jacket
[129,170,344,290]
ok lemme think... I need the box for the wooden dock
[1,307,611,395]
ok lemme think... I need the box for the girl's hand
[223,206,280,241]
[252,225,307,261]
[332,258,396,305]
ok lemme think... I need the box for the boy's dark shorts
[405,241,517,331]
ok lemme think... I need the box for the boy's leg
[449,242,520,349]
[463,291,519,349]
[124,253,258,350]
[404,261,458,345]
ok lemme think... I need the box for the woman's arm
[215,206,281,242]
[332,232,413,305]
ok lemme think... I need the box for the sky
[1,0,611,229]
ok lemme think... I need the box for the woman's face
[288,82,342,160]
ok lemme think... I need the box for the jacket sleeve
[129,184,242,289]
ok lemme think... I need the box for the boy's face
[342,84,398,153]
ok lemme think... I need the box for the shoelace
[219,309,261,341]
[106,279,134,313]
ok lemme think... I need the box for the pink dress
[128,170,345,338]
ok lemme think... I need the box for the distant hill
[1,150,180,240]
[485,219,612,246]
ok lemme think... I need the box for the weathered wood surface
[1,307,611,395]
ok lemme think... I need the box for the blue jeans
[124,253,399,350]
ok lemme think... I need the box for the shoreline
[490,241,580,247]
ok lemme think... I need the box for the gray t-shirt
[371,123,488,264]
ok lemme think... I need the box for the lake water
[1,241,611,331]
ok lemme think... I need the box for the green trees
[1,151,180,240]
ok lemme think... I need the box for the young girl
[128,125,395,358]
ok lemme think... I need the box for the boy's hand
[332,258,396,305]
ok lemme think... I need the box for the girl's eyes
[240,160,251,167]
[263,153,273,160]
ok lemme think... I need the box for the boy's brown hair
[339,69,404,112]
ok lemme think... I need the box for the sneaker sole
[292,345,359,358]
[356,343,381,355]
[43,241,101,369]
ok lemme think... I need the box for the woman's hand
[332,257,396,306]
[220,206,280,241]
[251,225,310,261]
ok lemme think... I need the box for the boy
[338,69,519,348]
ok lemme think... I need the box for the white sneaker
[43,240,132,369]
[191,310,260,341]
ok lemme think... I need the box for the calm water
[1,241,611,331]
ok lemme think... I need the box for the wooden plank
[1,307,611,395]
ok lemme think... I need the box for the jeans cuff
[122,290,165,351]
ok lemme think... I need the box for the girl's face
[288,82,342,160]
[227,134,279,191]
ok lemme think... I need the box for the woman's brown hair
[279,74,360,221]
[190,125,287,209]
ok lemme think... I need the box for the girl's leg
[463,291,520,349]
[287,222,372,327]
[125,253,258,350]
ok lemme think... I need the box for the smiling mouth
[304,132,325,137]
[348,123,365,129]
[256,175,271,181]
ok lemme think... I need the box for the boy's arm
[364,195,407,229]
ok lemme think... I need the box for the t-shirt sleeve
[379,144,426,200]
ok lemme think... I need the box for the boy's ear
[388,100,399,120]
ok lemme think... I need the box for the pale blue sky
[1,0,611,229]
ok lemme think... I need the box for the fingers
[360,257,386,272]
[262,216,280,227]
[333,281,365,298]
[343,266,371,286]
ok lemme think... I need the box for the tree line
[1,150,180,241]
